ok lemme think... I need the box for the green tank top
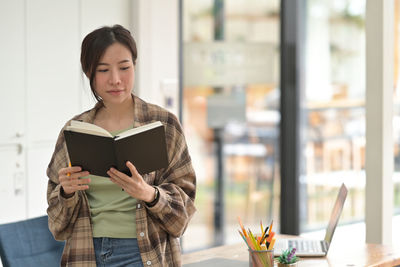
[85,127,137,238]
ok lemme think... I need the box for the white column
[365,0,394,245]
[131,0,179,111]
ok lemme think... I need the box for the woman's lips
[107,89,124,96]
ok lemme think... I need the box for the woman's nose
[109,69,121,85]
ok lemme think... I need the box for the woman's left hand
[107,161,155,202]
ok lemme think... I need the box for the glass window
[181,0,280,251]
[301,0,366,232]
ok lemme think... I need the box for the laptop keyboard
[288,240,324,253]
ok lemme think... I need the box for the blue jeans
[93,237,144,267]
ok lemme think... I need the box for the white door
[25,0,81,218]
[0,0,27,223]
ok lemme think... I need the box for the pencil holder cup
[248,249,274,267]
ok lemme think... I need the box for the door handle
[14,171,24,195]
[17,143,23,154]
[0,143,23,154]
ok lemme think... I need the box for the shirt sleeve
[145,113,197,238]
[46,123,82,241]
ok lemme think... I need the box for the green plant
[277,248,299,264]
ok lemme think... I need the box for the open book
[63,120,168,176]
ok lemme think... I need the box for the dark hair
[80,24,137,102]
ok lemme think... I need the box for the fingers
[60,175,91,195]
[59,165,91,195]
[64,171,89,182]
[107,162,140,182]
[107,162,154,201]
[60,176,90,189]
[63,183,90,193]
[58,166,83,177]
[126,161,140,177]
[107,162,143,193]
[107,168,129,188]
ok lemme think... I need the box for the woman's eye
[121,66,130,70]
[97,69,108,73]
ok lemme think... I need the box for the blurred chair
[0,215,64,267]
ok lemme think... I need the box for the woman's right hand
[58,165,91,197]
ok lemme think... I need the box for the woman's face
[94,42,135,105]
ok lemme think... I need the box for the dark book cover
[63,124,168,177]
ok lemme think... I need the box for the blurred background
[0,0,399,256]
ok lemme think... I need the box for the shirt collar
[81,94,149,126]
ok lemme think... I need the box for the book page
[115,121,162,140]
[67,120,112,138]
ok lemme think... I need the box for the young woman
[46,25,196,267]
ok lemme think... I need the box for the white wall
[0,0,179,224]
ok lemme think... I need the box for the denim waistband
[93,237,144,267]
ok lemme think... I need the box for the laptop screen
[324,183,348,244]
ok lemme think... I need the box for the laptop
[274,183,348,257]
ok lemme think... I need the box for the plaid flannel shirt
[47,95,196,266]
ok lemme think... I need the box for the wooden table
[182,238,400,267]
